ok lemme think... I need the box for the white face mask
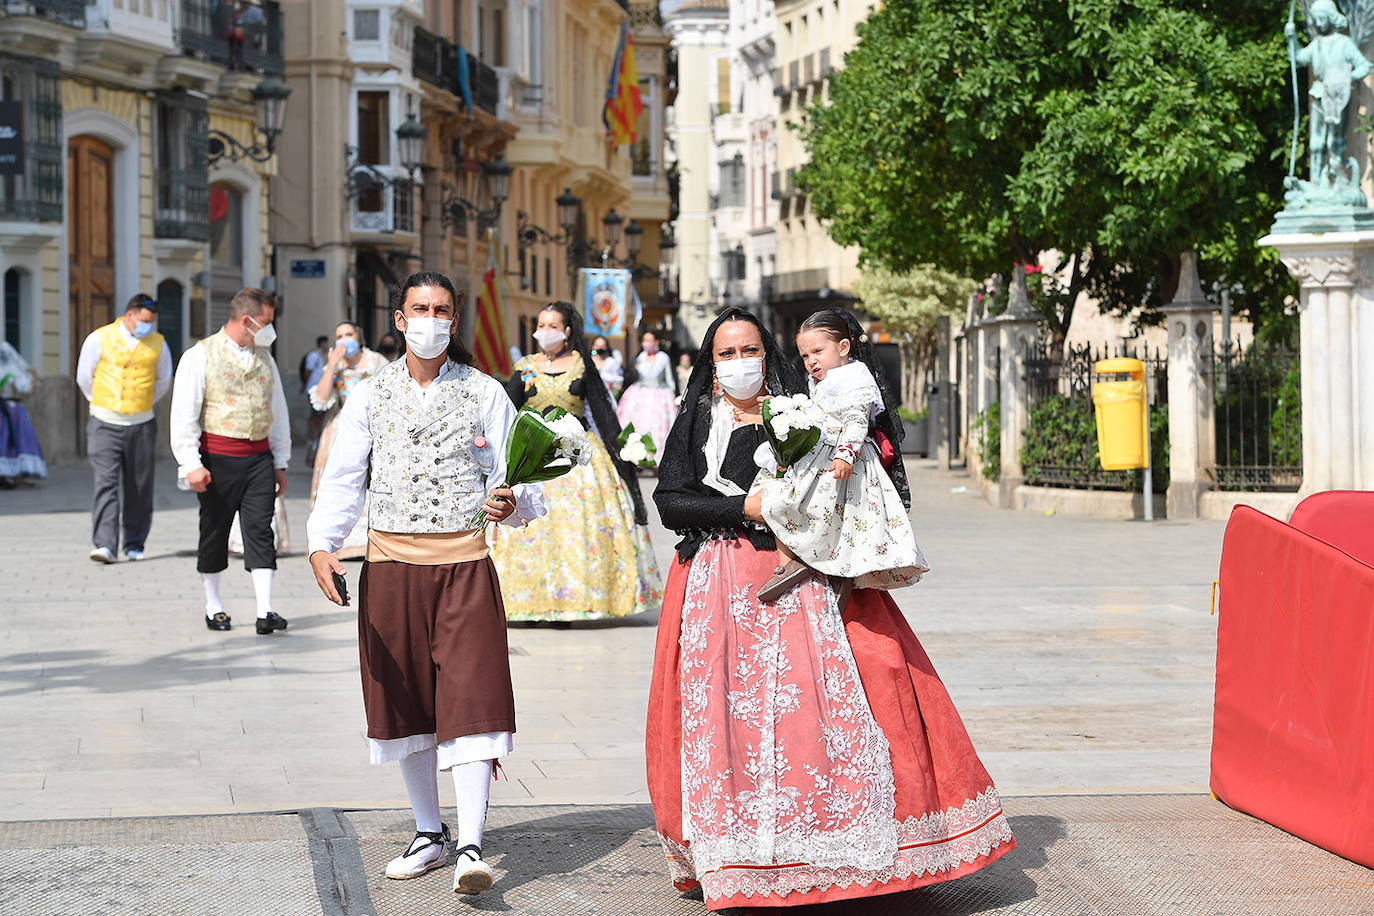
[247,316,276,348]
[402,316,452,359]
[714,356,765,399]
[533,327,568,353]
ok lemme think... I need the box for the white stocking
[250,567,274,619]
[398,747,442,834]
[202,572,222,616]
[451,759,493,852]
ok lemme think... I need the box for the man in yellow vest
[170,288,291,634]
[76,293,173,564]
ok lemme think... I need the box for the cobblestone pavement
[2,796,1371,915]
[3,455,1366,912]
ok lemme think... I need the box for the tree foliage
[852,264,974,339]
[799,0,1296,340]
[854,265,973,408]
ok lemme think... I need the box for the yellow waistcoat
[90,321,165,415]
[200,331,274,440]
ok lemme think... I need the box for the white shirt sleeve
[481,376,547,527]
[267,358,291,469]
[169,345,207,479]
[306,378,373,556]
[153,343,174,403]
[75,331,102,402]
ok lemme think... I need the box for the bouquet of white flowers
[469,406,591,534]
[760,394,823,477]
[615,421,658,468]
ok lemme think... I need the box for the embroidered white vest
[366,360,491,534]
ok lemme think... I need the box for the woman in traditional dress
[589,334,624,399]
[488,302,662,622]
[307,321,387,558]
[615,329,677,460]
[647,307,1015,910]
[0,340,46,486]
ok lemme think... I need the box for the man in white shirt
[308,270,544,897]
[170,288,291,635]
[76,293,174,563]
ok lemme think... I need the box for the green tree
[799,0,1296,344]
[853,265,975,406]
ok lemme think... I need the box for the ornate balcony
[0,54,62,224]
[178,0,284,74]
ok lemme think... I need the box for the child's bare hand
[830,458,853,480]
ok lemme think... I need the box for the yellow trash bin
[1092,358,1149,470]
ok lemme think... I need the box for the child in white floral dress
[756,309,927,601]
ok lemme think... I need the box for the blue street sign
[291,259,326,278]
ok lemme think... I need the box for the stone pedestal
[996,267,1040,508]
[1162,252,1217,519]
[1261,230,1374,493]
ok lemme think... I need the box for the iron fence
[1211,339,1301,491]
[1021,340,1167,490]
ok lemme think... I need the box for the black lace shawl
[509,309,647,526]
[653,308,806,560]
[824,307,912,509]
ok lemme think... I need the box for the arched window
[3,268,20,350]
[156,278,184,361]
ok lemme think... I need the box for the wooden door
[68,136,115,369]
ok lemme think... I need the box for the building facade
[662,0,728,346]
[769,0,864,342]
[0,0,283,461]
[275,0,668,370]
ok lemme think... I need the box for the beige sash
[366,530,489,565]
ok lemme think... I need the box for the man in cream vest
[307,270,544,898]
[76,293,173,563]
[170,288,291,635]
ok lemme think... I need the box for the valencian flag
[603,20,643,146]
[470,236,513,378]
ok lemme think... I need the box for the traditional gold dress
[488,354,663,621]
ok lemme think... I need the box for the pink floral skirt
[646,538,1014,910]
[615,384,677,460]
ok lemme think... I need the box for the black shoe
[206,612,232,631]
[256,612,289,635]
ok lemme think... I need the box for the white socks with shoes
[386,751,496,894]
[202,573,222,617]
[451,760,495,894]
[250,567,274,619]
[202,569,276,620]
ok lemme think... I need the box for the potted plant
[897,406,928,455]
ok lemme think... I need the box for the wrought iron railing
[0,54,62,223]
[0,0,85,27]
[470,55,499,114]
[412,26,448,89]
[628,0,660,30]
[178,0,284,73]
[1211,339,1301,491]
[154,92,209,241]
[1021,340,1168,491]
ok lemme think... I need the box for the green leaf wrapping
[470,406,581,532]
[615,422,636,448]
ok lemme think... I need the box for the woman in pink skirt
[647,308,1014,910]
[615,329,677,465]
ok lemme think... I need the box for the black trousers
[197,450,276,573]
[88,417,157,554]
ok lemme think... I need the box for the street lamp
[625,219,643,260]
[439,153,511,235]
[396,113,427,180]
[602,208,623,249]
[556,187,581,234]
[484,155,512,209]
[208,75,292,164]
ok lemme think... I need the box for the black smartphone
[332,571,349,605]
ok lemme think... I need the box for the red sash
[200,432,270,456]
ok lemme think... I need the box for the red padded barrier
[1210,505,1374,868]
[1288,490,1374,567]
